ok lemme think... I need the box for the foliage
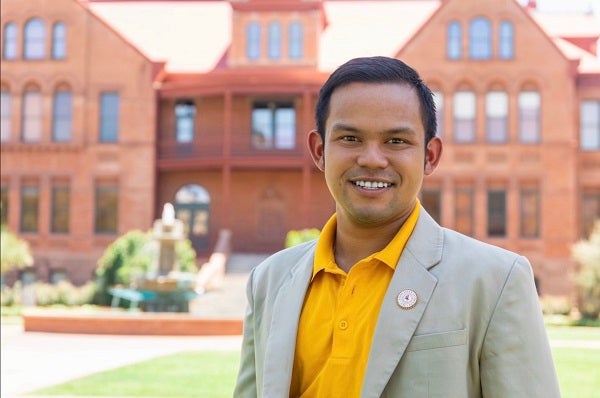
[572,220,600,320]
[285,228,321,248]
[94,230,197,305]
[0,226,33,275]
[1,280,96,307]
[540,295,572,316]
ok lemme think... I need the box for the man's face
[309,82,441,228]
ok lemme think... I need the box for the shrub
[285,228,321,248]
[540,295,572,316]
[0,226,33,275]
[572,220,600,320]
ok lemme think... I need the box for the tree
[0,226,33,275]
[572,220,600,320]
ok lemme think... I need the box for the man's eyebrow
[331,122,417,136]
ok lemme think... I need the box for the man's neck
[333,215,409,273]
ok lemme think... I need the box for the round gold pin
[397,289,418,310]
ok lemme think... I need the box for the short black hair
[315,56,437,145]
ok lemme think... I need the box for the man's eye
[341,136,358,142]
[389,138,407,144]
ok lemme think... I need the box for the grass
[29,326,600,397]
[32,351,240,397]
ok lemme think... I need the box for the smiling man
[234,56,560,398]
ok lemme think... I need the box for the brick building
[1,0,599,297]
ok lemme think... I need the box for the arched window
[52,22,66,60]
[499,21,514,59]
[246,22,261,60]
[453,90,476,143]
[175,100,195,143]
[22,86,43,142]
[288,21,303,59]
[447,21,462,59]
[52,87,72,142]
[24,18,46,60]
[3,23,18,60]
[486,90,508,143]
[469,17,492,60]
[1,86,11,142]
[268,21,282,60]
[518,90,541,144]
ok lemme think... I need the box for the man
[234,56,560,397]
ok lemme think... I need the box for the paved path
[1,323,243,397]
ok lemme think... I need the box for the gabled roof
[86,0,600,75]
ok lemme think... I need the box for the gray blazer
[234,208,561,398]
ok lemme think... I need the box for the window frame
[520,187,540,238]
[251,101,296,150]
[21,88,43,143]
[469,17,492,60]
[487,189,507,237]
[499,21,514,60]
[453,90,477,143]
[52,89,72,142]
[518,90,541,144]
[447,21,462,60]
[99,92,119,143]
[20,184,39,234]
[288,21,303,60]
[485,90,509,143]
[51,22,66,60]
[1,89,11,142]
[267,21,282,60]
[580,100,600,151]
[51,184,70,234]
[94,184,118,235]
[175,100,196,143]
[24,18,46,60]
[3,22,18,60]
[246,22,261,60]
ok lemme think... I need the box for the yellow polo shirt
[290,202,420,397]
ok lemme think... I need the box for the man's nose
[356,143,388,169]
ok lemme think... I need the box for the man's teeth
[354,181,391,189]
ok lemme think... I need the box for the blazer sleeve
[233,268,258,398]
[480,256,561,397]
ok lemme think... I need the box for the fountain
[110,203,198,312]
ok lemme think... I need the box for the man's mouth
[353,180,392,190]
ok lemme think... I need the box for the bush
[572,220,600,320]
[285,228,321,248]
[0,226,33,275]
[540,295,572,316]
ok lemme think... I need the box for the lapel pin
[397,289,418,310]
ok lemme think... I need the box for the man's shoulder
[252,239,317,279]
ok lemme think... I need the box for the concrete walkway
[1,322,243,397]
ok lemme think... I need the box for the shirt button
[339,320,348,330]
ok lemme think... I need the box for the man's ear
[308,130,325,171]
[424,136,443,176]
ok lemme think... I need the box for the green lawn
[32,351,241,398]
[31,327,600,397]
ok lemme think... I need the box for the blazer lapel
[361,209,443,398]
[262,247,314,397]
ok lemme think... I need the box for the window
[520,188,539,238]
[455,187,474,236]
[95,184,118,234]
[246,22,261,60]
[581,191,600,238]
[99,92,119,142]
[519,90,541,143]
[421,188,441,224]
[453,91,476,143]
[24,18,45,60]
[447,21,462,59]
[20,185,39,233]
[52,22,66,60]
[267,22,281,60]
[432,90,444,137]
[469,17,492,60]
[51,184,69,233]
[3,22,18,59]
[289,21,303,59]
[499,21,514,59]
[487,189,506,237]
[1,89,11,142]
[175,100,195,143]
[580,100,600,150]
[52,89,72,142]
[22,88,42,142]
[486,91,508,143]
[1,185,8,226]
[252,102,295,150]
